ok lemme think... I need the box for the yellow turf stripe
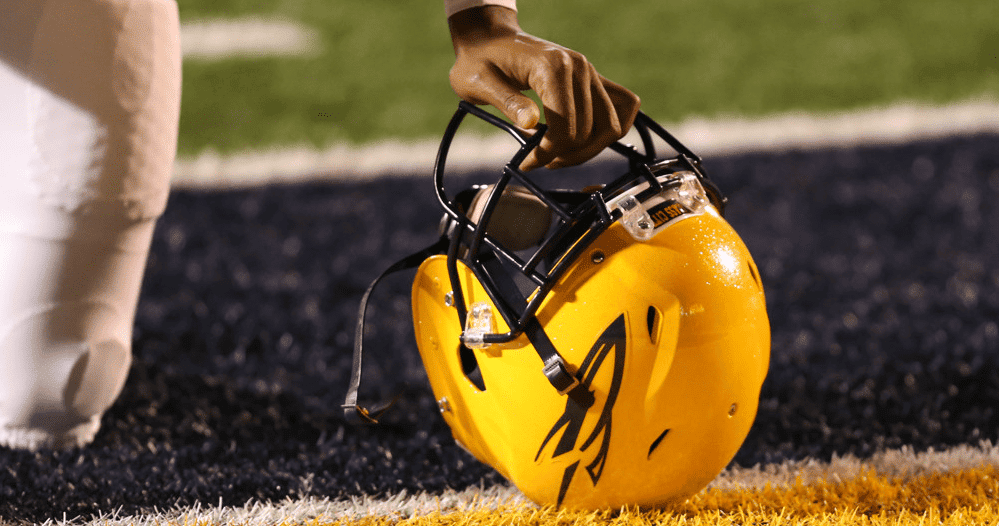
[317,465,999,526]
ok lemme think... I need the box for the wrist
[448,5,521,53]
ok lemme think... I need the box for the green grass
[176,0,999,155]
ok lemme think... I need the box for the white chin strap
[0,0,180,450]
[465,184,552,252]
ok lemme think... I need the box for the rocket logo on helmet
[345,101,770,510]
[536,315,627,508]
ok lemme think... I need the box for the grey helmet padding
[466,185,552,251]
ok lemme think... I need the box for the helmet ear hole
[647,306,661,344]
[459,344,487,391]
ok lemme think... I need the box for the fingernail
[515,107,529,127]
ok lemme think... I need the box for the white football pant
[0,0,180,449]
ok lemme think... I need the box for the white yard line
[181,18,320,60]
[667,98,999,155]
[171,98,999,189]
[41,441,999,526]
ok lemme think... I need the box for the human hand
[448,6,640,170]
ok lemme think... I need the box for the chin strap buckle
[542,355,580,395]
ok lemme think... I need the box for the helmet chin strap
[342,236,450,424]
[475,253,582,397]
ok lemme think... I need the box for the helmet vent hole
[747,260,763,291]
[459,344,487,391]
[647,306,661,344]
[648,428,671,458]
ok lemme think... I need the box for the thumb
[500,92,541,130]
[450,66,541,129]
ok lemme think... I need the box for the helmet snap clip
[463,302,497,349]
[616,195,656,241]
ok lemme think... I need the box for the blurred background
[174,0,998,158]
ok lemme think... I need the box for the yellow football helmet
[351,101,770,509]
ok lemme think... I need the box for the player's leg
[0,0,181,449]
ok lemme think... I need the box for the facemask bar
[433,101,725,350]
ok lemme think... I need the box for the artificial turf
[1,131,998,523]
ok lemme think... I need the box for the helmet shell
[412,207,769,509]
